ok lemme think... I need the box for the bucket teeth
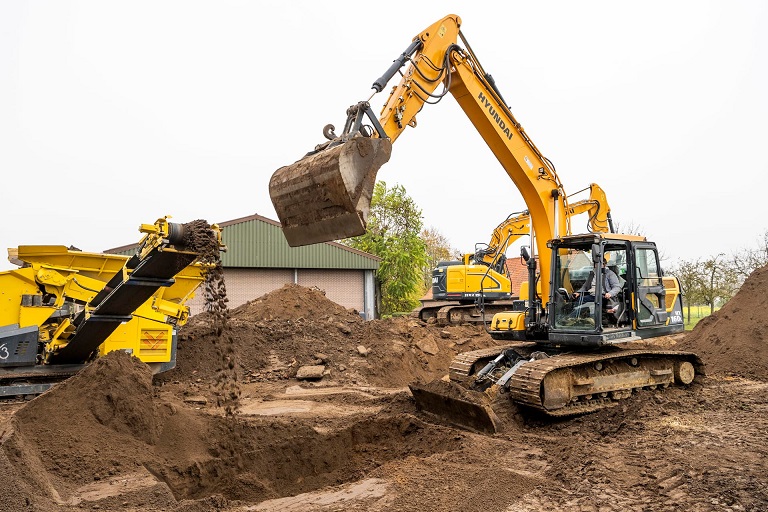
[269,137,392,247]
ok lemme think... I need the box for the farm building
[105,214,380,319]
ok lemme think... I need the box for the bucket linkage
[269,102,392,247]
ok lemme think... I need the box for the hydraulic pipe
[371,40,423,93]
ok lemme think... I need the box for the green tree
[345,181,427,316]
[670,258,705,323]
[420,226,459,293]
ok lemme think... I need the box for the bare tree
[612,220,646,237]
[699,254,740,314]
[731,229,768,281]
[613,221,672,262]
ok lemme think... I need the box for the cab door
[631,243,668,329]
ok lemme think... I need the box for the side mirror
[520,246,530,262]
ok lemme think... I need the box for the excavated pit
[5,351,463,508]
[154,414,461,502]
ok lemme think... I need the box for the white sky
[2,1,767,271]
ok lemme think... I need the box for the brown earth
[1,274,768,512]
[678,263,768,381]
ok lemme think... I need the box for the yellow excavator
[0,217,224,397]
[269,14,701,426]
[422,183,613,325]
[416,210,528,325]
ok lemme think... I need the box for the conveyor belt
[47,248,198,365]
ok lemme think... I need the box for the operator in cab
[573,256,621,312]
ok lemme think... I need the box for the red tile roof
[505,256,539,298]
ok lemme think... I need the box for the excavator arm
[470,211,530,268]
[473,182,612,268]
[270,14,701,426]
[565,183,613,234]
[270,14,575,306]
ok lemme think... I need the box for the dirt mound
[2,352,168,509]
[17,350,163,444]
[160,284,499,392]
[231,283,354,321]
[679,264,768,380]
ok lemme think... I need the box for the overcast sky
[2,1,766,271]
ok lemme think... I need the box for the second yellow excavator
[269,14,701,427]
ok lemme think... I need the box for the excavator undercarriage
[411,300,520,326]
[411,342,703,432]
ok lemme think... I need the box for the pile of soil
[679,264,768,380]
[1,352,172,510]
[160,284,498,392]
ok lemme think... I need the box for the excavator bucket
[269,137,392,247]
[409,381,502,434]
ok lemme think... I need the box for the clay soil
[2,270,768,512]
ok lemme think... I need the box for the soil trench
[1,266,767,511]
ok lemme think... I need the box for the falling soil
[2,278,768,511]
[679,263,768,380]
[181,219,240,415]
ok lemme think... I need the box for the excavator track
[412,302,518,326]
[445,345,702,417]
[507,349,702,416]
[435,303,515,326]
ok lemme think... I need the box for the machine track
[0,364,85,398]
[508,349,702,416]
[448,346,703,417]
[412,301,518,326]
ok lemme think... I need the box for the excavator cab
[548,233,684,346]
[551,242,627,335]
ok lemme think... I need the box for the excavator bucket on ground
[269,137,392,247]
[409,382,502,434]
